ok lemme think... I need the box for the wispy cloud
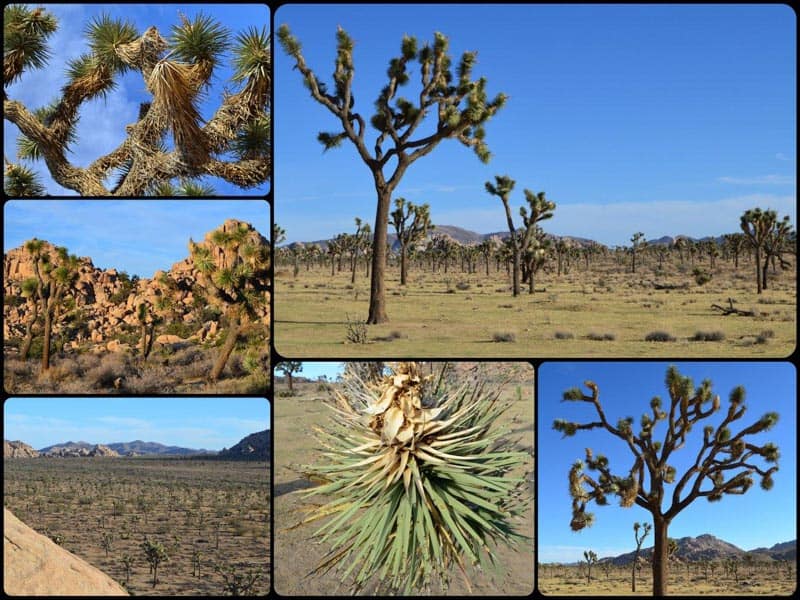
[775,153,791,161]
[717,174,795,185]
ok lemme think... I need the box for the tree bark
[20,301,39,360]
[41,299,53,371]
[367,189,391,324]
[754,247,763,294]
[652,515,670,597]
[400,245,408,286]
[210,316,242,381]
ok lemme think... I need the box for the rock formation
[4,507,128,595]
[4,440,39,458]
[3,219,270,352]
[217,429,271,460]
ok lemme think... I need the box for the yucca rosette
[299,362,530,594]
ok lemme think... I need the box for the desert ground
[274,254,795,358]
[538,562,797,596]
[273,365,535,596]
[3,457,269,596]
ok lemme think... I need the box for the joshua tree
[630,232,646,273]
[296,362,529,593]
[632,521,652,592]
[276,360,302,394]
[4,5,270,196]
[136,302,156,361]
[520,189,556,294]
[485,175,521,295]
[141,538,168,588]
[192,549,203,577]
[121,554,134,584]
[554,366,780,596]
[584,549,598,583]
[24,239,80,372]
[278,25,506,323]
[214,562,263,596]
[190,222,269,381]
[391,197,433,286]
[740,208,794,293]
[101,532,113,557]
[348,218,371,284]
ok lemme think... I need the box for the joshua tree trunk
[41,300,53,371]
[754,247,763,294]
[20,302,39,360]
[399,245,408,286]
[652,515,670,597]
[368,188,391,324]
[210,316,242,381]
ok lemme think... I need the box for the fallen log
[711,298,755,317]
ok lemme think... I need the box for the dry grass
[274,255,795,357]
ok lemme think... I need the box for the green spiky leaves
[4,162,45,196]
[170,13,229,68]
[299,363,529,593]
[4,4,58,84]
[232,26,270,87]
[85,13,138,75]
[232,114,270,160]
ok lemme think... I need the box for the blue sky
[275,4,795,246]
[4,199,269,278]
[538,362,797,563]
[276,362,344,381]
[3,3,269,196]
[3,397,270,451]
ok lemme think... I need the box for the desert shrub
[586,332,616,341]
[198,305,223,323]
[691,330,726,342]
[170,346,204,367]
[345,314,368,344]
[492,332,516,343]
[163,321,198,339]
[124,366,175,394]
[645,330,676,342]
[455,281,471,291]
[275,388,295,397]
[5,294,26,307]
[692,267,712,286]
[85,353,131,389]
[498,303,513,309]
[554,331,575,340]
[759,329,775,339]
[225,354,247,378]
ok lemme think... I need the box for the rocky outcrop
[40,443,119,458]
[218,430,271,460]
[4,440,39,458]
[4,507,128,595]
[3,219,269,351]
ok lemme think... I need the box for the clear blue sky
[538,362,797,563]
[3,397,270,451]
[275,4,796,246]
[3,3,269,196]
[4,199,269,278]
[279,362,345,381]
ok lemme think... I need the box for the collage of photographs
[1,2,796,598]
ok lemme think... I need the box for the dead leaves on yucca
[147,60,206,160]
[299,362,530,593]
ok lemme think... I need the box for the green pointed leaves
[85,13,138,74]
[170,12,229,67]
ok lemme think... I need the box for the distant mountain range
[36,440,214,457]
[6,431,269,460]
[588,534,796,565]
[285,225,723,251]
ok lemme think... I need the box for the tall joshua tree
[740,208,794,293]
[4,6,270,195]
[391,197,433,286]
[485,175,521,295]
[190,222,269,381]
[276,360,302,394]
[630,232,646,274]
[278,25,506,323]
[553,366,780,596]
[632,521,652,592]
[25,239,80,372]
[520,189,556,294]
[583,549,598,583]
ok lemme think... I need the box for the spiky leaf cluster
[299,362,530,593]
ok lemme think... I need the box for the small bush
[455,281,471,291]
[692,267,711,286]
[492,332,516,343]
[759,329,775,339]
[691,331,726,342]
[645,330,676,342]
[554,331,575,340]
[586,332,615,341]
[345,314,368,344]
